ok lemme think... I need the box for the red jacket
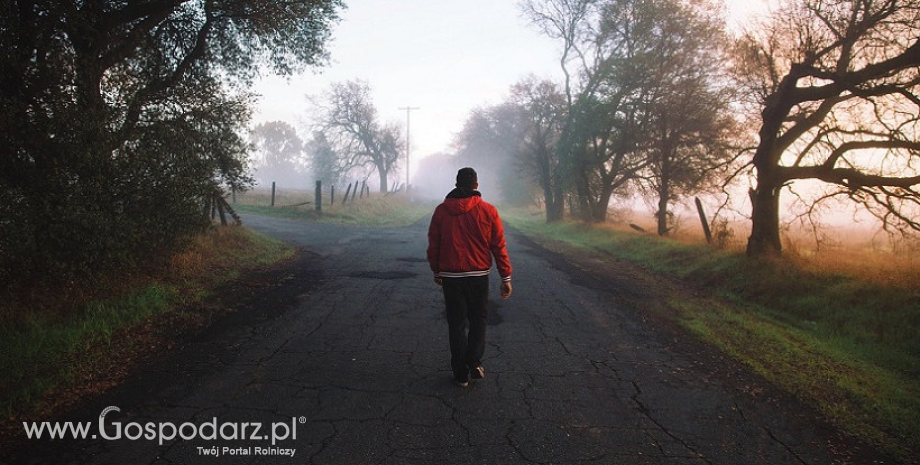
[427,189,512,281]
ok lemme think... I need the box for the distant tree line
[249,80,404,195]
[0,1,343,290]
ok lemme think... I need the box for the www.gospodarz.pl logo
[24,405,305,448]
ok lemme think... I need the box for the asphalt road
[5,212,895,464]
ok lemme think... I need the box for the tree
[0,1,343,288]
[524,0,625,222]
[523,0,680,223]
[250,121,307,187]
[311,80,402,193]
[645,82,737,235]
[507,77,569,220]
[636,0,737,236]
[734,0,920,257]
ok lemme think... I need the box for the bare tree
[521,0,596,110]
[311,80,402,193]
[734,0,920,257]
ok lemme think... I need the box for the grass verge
[0,226,293,423]
[504,210,919,461]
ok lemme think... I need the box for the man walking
[427,167,513,387]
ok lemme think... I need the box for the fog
[252,2,768,162]
[246,0,773,200]
[243,0,917,255]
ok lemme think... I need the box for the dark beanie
[456,167,478,189]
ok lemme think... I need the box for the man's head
[455,167,478,190]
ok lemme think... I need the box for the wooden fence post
[315,180,322,213]
[216,196,228,226]
[331,185,335,206]
[344,183,353,203]
[695,197,713,245]
[217,195,241,225]
[270,181,276,207]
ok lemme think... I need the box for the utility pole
[398,106,419,194]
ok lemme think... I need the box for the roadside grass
[0,226,293,422]
[234,189,435,227]
[504,210,919,461]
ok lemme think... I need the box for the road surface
[5,212,894,464]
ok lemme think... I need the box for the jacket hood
[443,188,482,215]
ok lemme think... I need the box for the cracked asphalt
[4,212,897,464]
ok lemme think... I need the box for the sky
[251,1,768,182]
[252,0,562,176]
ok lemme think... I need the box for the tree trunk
[588,184,614,223]
[537,146,557,222]
[573,172,612,223]
[539,146,566,223]
[746,183,783,257]
[376,163,388,193]
[657,166,671,236]
[657,189,669,236]
[747,112,786,257]
[544,198,560,223]
[546,182,565,222]
[574,170,594,222]
[590,202,607,223]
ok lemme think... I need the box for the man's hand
[434,276,443,286]
[500,281,512,299]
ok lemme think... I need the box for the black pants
[442,276,489,382]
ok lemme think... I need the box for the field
[232,186,436,227]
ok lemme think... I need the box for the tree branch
[785,164,920,188]
[790,39,920,104]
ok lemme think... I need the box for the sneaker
[455,378,469,388]
[470,365,485,380]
